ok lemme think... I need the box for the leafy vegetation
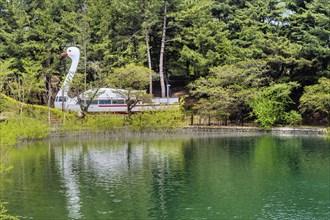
[249,83,302,129]
[131,108,183,131]
[299,77,330,125]
[0,196,18,220]
[0,0,329,128]
[81,114,125,131]
[107,64,153,120]
[0,117,49,145]
[0,94,184,148]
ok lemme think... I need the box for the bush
[0,202,18,220]
[0,116,50,147]
[283,110,302,126]
[0,93,70,124]
[17,117,50,140]
[250,98,280,129]
[83,114,125,131]
[130,109,183,131]
[0,123,17,148]
[250,83,300,129]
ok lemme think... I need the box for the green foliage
[15,117,49,140]
[0,93,71,123]
[299,77,330,125]
[250,82,301,129]
[0,164,12,175]
[299,77,330,114]
[0,59,15,93]
[0,117,50,146]
[0,122,17,148]
[130,108,183,131]
[284,110,302,126]
[250,97,279,129]
[54,114,125,133]
[0,96,9,114]
[0,0,329,126]
[109,64,152,90]
[0,202,18,220]
[0,93,66,146]
[0,92,185,143]
[190,60,269,124]
[175,0,231,76]
[108,64,153,118]
[83,114,125,131]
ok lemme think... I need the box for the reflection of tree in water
[126,141,132,171]
[253,135,303,176]
[285,140,302,176]
[146,138,188,219]
[3,135,329,219]
[182,136,256,168]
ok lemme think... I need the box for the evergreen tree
[299,77,330,125]
[286,0,330,82]
[190,60,270,125]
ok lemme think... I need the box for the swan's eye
[69,50,71,52]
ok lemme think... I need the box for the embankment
[181,126,327,135]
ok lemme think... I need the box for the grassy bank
[0,110,184,147]
[0,93,184,147]
[0,94,184,220]
[1,92,328,148]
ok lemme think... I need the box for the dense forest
[0,0,329,127]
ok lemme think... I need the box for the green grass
[0,93,185,147]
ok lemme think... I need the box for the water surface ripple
[1,134,329,219]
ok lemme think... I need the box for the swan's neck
[68,57,79,73]
[58,56,80,97]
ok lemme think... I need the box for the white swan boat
[54,47,179,113]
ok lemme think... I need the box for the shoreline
[182,126,327,135]
[15,125,328,146]
[48,125,328,139]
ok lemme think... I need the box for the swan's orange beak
[60,52,68,56]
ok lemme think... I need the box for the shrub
[0,93,70,124]
[250,97,280,129]
[250,82,300,129]
[83,114,125,131]
[17,117,50,140]
[299,77,330,126]
[0,116,50,147]
[0,202,18,220]
[18,117,49,139]
[130,108,183,131]
[283,111,302,126]
[0,123,17,147]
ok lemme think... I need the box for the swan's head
[61,47,80,59]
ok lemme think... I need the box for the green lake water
[0,134,329,220]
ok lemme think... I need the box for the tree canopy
[0,0,329,126]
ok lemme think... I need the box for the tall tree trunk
[146,30,153,95]
[82,3,88,92]
[46,51,52,123]
[83,40,87,87]
[46,75,52,123]
[159,1,167,98]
